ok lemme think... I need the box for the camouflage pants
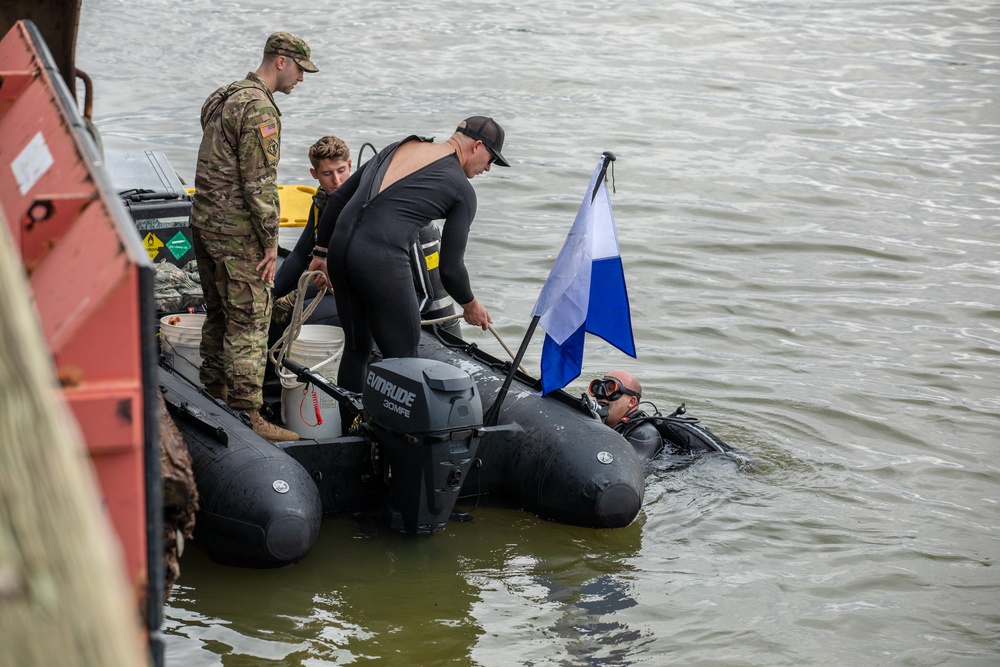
[191,227,272,411]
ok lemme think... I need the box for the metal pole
[483,315,539,426]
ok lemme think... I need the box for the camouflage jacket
[190,72,281,247]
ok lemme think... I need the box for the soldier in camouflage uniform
[190,32,318,442]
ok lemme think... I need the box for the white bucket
[160,313,205,385]
[280,325,345,439]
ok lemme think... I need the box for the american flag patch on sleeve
[259,121,278,138]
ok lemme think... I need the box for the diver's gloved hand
[581,393,609,422]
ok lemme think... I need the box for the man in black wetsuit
[309,116,509,397]
[589,370,664,460]
[267,136,352,352]
[274,135,352,300]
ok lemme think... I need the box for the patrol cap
[264,32,318,73]
[457,116,509,167]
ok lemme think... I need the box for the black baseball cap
[457,116,510,167]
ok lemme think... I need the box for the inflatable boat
[160,299,751,569]
[158,317,647,567]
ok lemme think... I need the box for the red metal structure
[0,19,162,664]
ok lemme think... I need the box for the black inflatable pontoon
[418,325,646,529]
[159,368,323,568]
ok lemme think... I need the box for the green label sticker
[167,231,192,260]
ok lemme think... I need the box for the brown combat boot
[247,409,299,442]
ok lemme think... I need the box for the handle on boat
[280,358,364,414]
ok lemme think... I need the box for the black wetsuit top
[274,188,328,299]
[315,136,477,394]
[614,409,664,460]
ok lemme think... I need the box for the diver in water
[585,371,751,464]
[587,370,664,460]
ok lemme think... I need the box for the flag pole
[591,151,616,202]
[482,151,617,427]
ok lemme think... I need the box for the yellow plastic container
[186,184,317,227]
[278,184,317,227]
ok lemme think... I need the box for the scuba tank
[411,224,461,336]
[616,402,755,466]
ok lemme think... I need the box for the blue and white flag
[531,157,636,394]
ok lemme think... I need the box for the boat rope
[268,271,331,384]
[420,313,527,375]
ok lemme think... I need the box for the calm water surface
[75,1,1000,664]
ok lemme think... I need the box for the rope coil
[268,271,335,387]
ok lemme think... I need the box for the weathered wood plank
[0,209,147,666]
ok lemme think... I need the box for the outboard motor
[363,358,482,534]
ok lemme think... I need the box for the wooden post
[0,213,147,666]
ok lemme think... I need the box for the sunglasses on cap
[588,377,639,402]
[480,142,498,165]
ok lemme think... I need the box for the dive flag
[531,156,636,394]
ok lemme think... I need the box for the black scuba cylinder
[412,224,461,335]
